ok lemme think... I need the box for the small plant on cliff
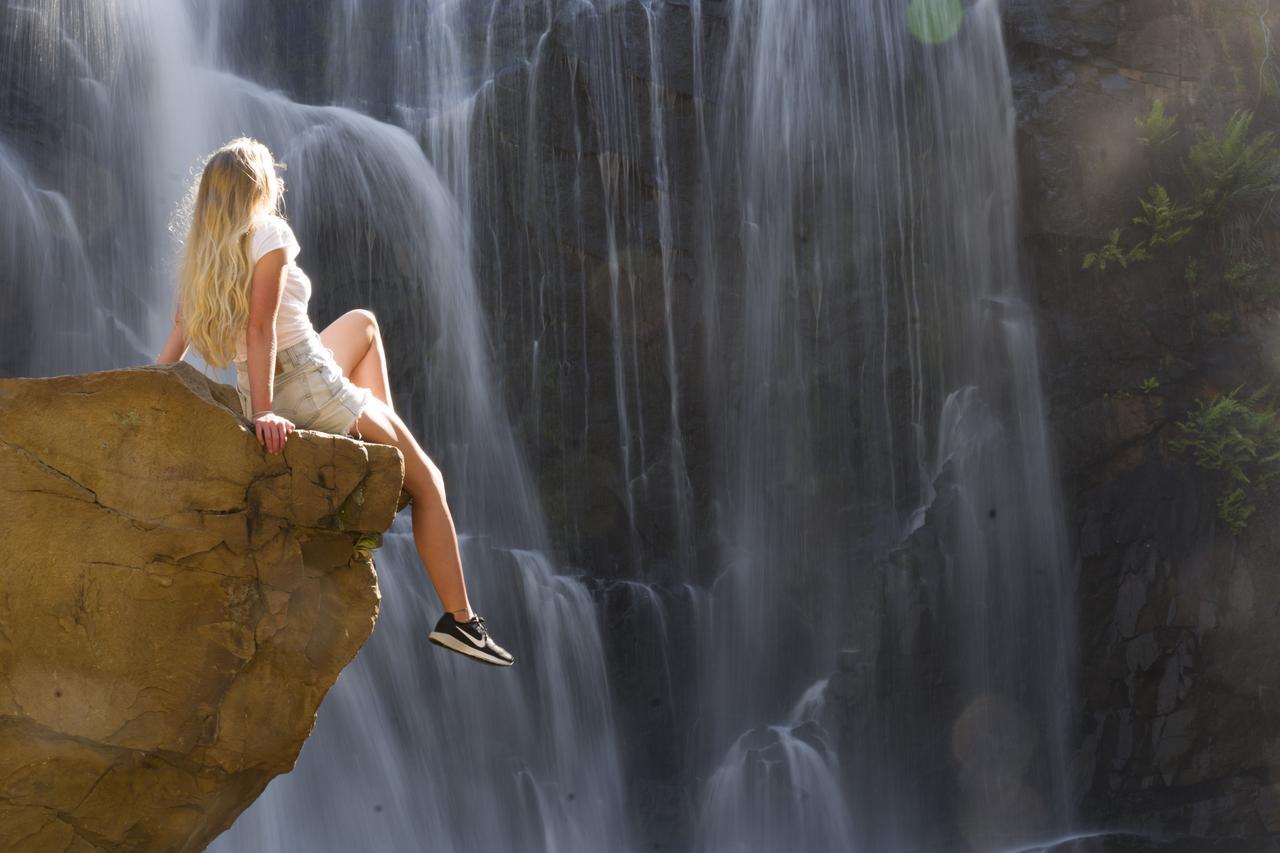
[1223,235,1280,302]
[1227,256,1280,296]
[353,532,382,563]
[1139,377,1160,395]
[1084,109,1280,275]
[1082,228,1146,271]
[1186,109,1280,222]
[1135,99,1179,148]
[1169,386,1280,534]
[1132,184,1200,249]
[1082,184,1198,271]
[1206,310,1234,334]
[1184,256,1202,285]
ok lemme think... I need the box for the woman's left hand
[254,411,295,454]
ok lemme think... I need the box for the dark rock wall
[464,1,729,580]
[1006,0,1280,843]
[260,0,1280,841]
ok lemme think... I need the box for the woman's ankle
[450,606,474,622]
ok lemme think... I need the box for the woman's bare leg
[324,309,473,621]
[320,309,396,416]
[349,395,474,621]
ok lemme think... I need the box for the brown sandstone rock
[0,362,406,852]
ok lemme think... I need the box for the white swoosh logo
[458,627,486,648]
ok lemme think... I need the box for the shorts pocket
[297,358,334,399]
[271,369,320,423]
[299,353,344,394]
[236,361,311,413]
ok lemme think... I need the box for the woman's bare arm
[155,301,189,364]
[246,248,297,454]
[246,247,289,416]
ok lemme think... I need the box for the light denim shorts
[235,330,374,438]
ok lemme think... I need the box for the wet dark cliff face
[456,1,1280,842]
[453,0,1280,845]
[1006,0,1280,845]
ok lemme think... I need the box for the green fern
[1184,256,1202,284]
[1170,386,1280,534]
[1222,236,1280,301]
[1206,310,1234,333]
[1083,227,1151,271]
[1136,99,1179,148]
[1083,228,1125,271]
[1083,184,1198,272]
[1186,109,1280,221]
[1217,488,1256,533]
[1226,256,1280,297]
[1132,183,1200,249]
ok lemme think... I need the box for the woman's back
[232,215,313,363]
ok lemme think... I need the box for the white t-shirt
[233,214,315,363]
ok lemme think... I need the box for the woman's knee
[334,308,378,346]
[350,308,378,338]
[322,309,381,375]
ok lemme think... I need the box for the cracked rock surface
[0,362,406,852]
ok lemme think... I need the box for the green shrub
[1083,227,1147,271]
[1206,309,1234,334]
[1082,184,1198,271]
[1184,256,1203,285]
[1170,386,1280,534]
[1133,183,1201,248]
[1223,236,1280,300]
[1136,99,1179,148]
[1216,488,1256,532]
[1085,109,1280,286]
[1186,109,1280,221]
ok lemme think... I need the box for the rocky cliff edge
[0,362,406,852]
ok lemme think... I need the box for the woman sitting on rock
[154,136,514,668]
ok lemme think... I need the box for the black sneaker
[428,612,514,667]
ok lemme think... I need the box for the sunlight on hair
[172,136,285,368]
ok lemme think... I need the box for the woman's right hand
[253,411,295,454]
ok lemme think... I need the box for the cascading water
[681,1,1076,849]
[1,0,1077,850]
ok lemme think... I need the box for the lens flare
[906,0,965,44]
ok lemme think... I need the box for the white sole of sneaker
[428,631,514,666]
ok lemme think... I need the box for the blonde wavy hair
[174,137,284,368]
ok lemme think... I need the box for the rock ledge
[0,363,406,852]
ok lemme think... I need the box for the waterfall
[0,0,1077,850]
